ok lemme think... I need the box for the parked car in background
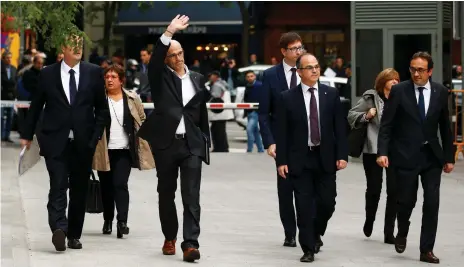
[233,65,349,128]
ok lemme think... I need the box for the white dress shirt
[282,58,301,89]
[414,81,431,115]
[301,82,321,146]
[107,98,129,149]
[160,34,197,134]
[61,61,80,138]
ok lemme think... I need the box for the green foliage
[2,1,89,51]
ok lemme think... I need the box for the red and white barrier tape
[0,100,259,110]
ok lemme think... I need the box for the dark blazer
[377,80,455,169]
[276,83,348,174]
[21,61,108,159]
[258,62,289,149]
[1,63,17,100]
[137,37,211,162]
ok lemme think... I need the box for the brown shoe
[162,239,176,255]
[420,251,440,264]
[183,248,200,262]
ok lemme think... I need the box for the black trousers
[362,153,397,236]
[97,149,132,223]
[44,139,90,239]
[210,120,229,152]
[290,147,337,253]
[277,171,296,239]
[395,145,442,253]
[153,137,202,251]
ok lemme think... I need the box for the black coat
[276,83,348,174]
[137,37,211,163]
[377,80,455,168]
[21,61,109,160]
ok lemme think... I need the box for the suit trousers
[97,149,132,223]
[290,147,337,253]
[362,153,397,236]
[44,139,90,239]
[153,137,202,251]
[277,170,297,239]
[395,144,442,253]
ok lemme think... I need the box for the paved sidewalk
[2,141,464,267]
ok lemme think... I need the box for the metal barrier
[0,100,259,110]
[450,89,464,161]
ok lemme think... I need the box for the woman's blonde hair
[374,68,400,93]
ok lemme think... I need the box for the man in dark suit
[1,51,17,142]
[19,36,108,251]
[258,32,303,247]
[276,53,348,262]
[137,15,210,263]
[377,52,455,264]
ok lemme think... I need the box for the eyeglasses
[409,67,428,74]
[286,46,305,52]
[166,50,184,59]
[298,65,320,71]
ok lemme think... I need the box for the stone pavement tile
[2,143,464,267]
[1,145,32,267]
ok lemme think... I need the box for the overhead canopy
[114,1,245,35]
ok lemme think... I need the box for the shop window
[296,31,346,71]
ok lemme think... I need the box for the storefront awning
[114,1,244,35]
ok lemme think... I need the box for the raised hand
[167,14,190,34]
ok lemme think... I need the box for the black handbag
[86,171,104,214]
[348,121,368,158]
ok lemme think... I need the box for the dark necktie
[308,87,320,145]
[290,68,297,89]
[69,69,77,105]
[417,86,426,121]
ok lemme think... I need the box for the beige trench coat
[92,89,155,171]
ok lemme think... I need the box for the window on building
[297,30,346,71]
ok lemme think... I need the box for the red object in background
[1,14,18,33]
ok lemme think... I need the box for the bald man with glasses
[275,53,348,262]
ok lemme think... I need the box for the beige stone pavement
[2,132,464,267]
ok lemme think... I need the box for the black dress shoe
[314,236,323,253]
[283,237,296,247]
[420,251,440,264]
[384,234,395,244]
[394,236,407,253]
[363,219,374,237]
[102,221,112,234]
[117,221,129,239]
[52,229,66,252]
[67,239,82,249]
[300,252,315,262]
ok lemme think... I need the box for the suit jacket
[258,62,290,148]
[137,37,211,162]
[377,80,455,169]
[276,83,348,174]
[1,63,17,100]
[21,61,108,159]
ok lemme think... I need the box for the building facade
[261,1,351,70]
[112,1,245,69]
[350,1,455,102]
